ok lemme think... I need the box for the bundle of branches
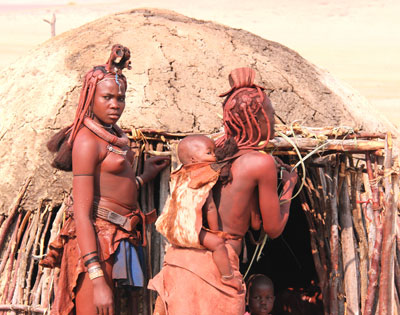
[0,124,397,314]
[0,186,66,314]
[298,133,399,314]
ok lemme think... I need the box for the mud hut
[0,8,398,315]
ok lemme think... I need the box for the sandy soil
[0,0,399,127]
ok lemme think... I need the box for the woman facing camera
[41,45,169,315]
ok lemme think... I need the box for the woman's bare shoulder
[72,127,103,159]
[73,127,100,147]
[234,151,276,175]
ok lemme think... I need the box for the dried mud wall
[0,8,396,213]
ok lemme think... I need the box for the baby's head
[247,274,275,315]
[178,135,216,165]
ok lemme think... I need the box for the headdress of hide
[67,44,131,146]
[216,67,271,151]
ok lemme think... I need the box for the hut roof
[0,8,397,213]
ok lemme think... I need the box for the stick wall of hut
[0,127,398,314]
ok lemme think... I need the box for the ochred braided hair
[67,44,131,145]
[214,68,272,184]
[215,86,271,150]
[47,44,131,171]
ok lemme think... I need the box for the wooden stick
[327,161,340,315]
[362,173,377,260]
[128,126,389,141]
[364,197,383,314]
[0,177,31,252]
[31,268,44,306]
[146,149,171,156]
[339,177,360,315]
[28,200,48,305]
[39,206,55,309]
[158,159,171,270]
[0,304,47,313]
[395,254,400,310]
[38,205,52,259]
[350,168,369,312]
[266,137,385,152]
[141,142,150,315]
[16,210,32,245]
[0,214,5,231]
[0,230,12,275]
[151,143,164,277]
[1,212,22,303]
[366,153,381,211]
[379,133,396,315]
[23,208,41,304]
[8,211,33,304]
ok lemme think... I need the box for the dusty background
[0,0,399,127]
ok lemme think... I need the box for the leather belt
[92,201,157,246]
[93,205,140,232]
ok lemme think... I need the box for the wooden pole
[327,160,340,315]
[362,173,376,261]
[267,137,385,152]
[0,177,31,252]
[379,133,396,315]
[0,304,47,313]
[339,173,360,315]
[1,212,23,304]
[350,167,369,312]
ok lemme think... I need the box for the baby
[245,274,275,315]
[177,135,240,289]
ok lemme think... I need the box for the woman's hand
[140,156,170,183]
[92,277,114,315]
[274,157,298,183]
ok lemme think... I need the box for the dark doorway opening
[240,196,324,314]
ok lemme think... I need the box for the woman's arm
[252,154,297,238]
[138,156,170,184]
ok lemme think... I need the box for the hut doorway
[241,196,324,314]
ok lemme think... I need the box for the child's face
[249,284,275,315]
[190,138,216,163]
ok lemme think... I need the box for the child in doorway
[245,274,275,315]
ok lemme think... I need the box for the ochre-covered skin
[150,68,297,314]
[42,45,169,315]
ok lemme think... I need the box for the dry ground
[0,0,398,127]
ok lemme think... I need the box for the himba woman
[150,67,297,315]
[40,45,169,315]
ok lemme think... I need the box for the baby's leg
[199,230,242,291]
[199,229,231,276]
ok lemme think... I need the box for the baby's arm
[203,192,219,231]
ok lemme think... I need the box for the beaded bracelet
[88,269,104,280]
[84,256,99,267]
